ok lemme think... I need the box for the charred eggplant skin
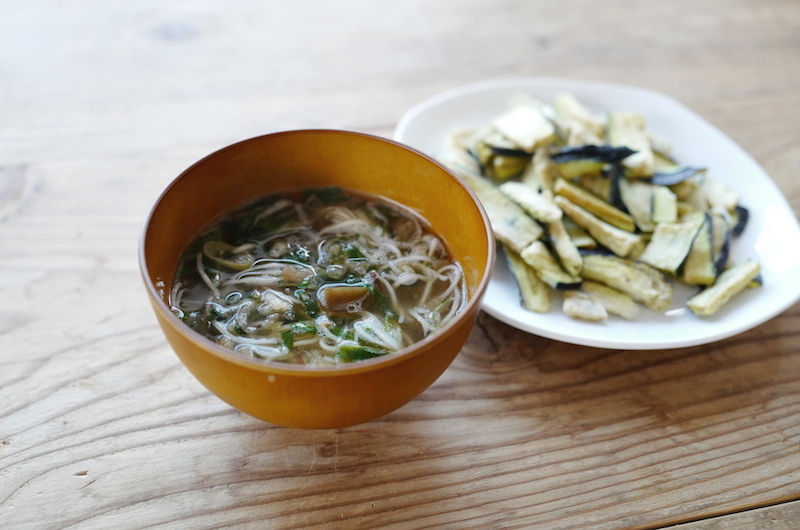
[490,146,532,158]
[732,205,750,237]
[649,166,705,186]
[550,145,637,164]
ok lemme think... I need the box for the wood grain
[2,0,800,528]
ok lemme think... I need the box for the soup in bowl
[140,130,494,429]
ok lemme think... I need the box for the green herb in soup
[171,187,466,365]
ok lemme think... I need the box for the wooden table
[2,1,800,528]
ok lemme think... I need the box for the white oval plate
[395,78,800,349]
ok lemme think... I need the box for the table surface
[2,1,800,528]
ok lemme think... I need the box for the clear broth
[171,187,465,365]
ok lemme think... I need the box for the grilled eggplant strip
[652,150,678,170]
[490,146,532,158]
[504,246,552,313]
[604,165,625,212]
[702,176,739,212]
[607,111,655,177]
[476,129,518,154]
[499,181,562,223]
[455,169,543,253]
[557,118,606,147]
[732,205,750,237]
[553,92,606,139]
[473,130,531,181]
[440,127,485,177]
[551,145,636,179]
[563,217,597,248]
[520,241,582,290]
[490,154,530,181]
[651,166,706,186]
[491,104,556,152]
[563,290,608,321]
[581,253,673,312]
[553,158,604,179]
[676,201,700,218]
[638,214,705,274]
[651,186,678,224]
[554,177,636,232]
[554,195,643,258]
[575,173,613,203]
[618,179,657,233]
[669,175,702,202]
[520,147,558,192]
[711,213,733,274]
[551,145,637,165]
[547,217,584,277]
[681,215,717,286]
[439,92,761,322]
[687,260,761,316]
[581,280,639,320]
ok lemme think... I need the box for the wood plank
[671,500,800,529]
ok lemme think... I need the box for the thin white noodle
[253,198,293,222]
[241,263,286,273]
[418,264,461,308]
[412,263,451,306]
[179,193,467,364]
[378,242,403,260]
[223,276,283,287]
[430,265,462,305]
[384,256,435,276]
[319,218,373,236]
[196,252,221,298]
[394,216,423,249]
[366,203,388,225]
[418,276,438,307]
[318,336,360,353]
[425,235,445,258]
[294,202,309,226]
[386,254,435,265]
[318,338,340,352]
[235,344,287,359]
[438,285,463,327]
[212,321,280,345]
[390,272,426,288]
[233,242,257,253]
[354,313,403,351]
[373,274,403,324]
[171,281,185,308]
[250,258,314,269]
[293,337,320,347]
[408,307,432,332]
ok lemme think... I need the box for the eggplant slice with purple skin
[438,91,762,321]
[550,145,636,179]
[650,165,706,186]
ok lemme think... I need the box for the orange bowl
[139,130,494,429]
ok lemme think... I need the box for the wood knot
[317,441,338,458]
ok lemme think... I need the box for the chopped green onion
[281,330,294,350]
[335,345,390,362]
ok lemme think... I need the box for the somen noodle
[171,187,465,365]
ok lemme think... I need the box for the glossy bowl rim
[139,128,495,377]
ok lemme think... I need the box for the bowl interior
[141,130,494,369]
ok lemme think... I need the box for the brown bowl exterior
[140,130,494,429]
